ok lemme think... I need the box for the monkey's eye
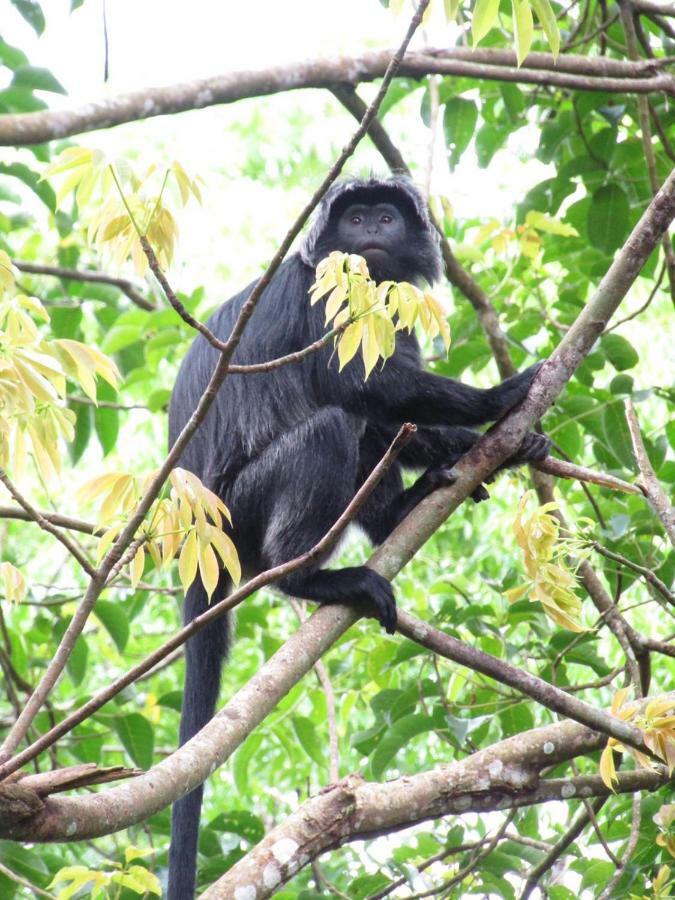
[380,215,393,224]
[350,216,362,225]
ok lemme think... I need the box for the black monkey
[167,176,549,898]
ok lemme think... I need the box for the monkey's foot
[344,568,397,634]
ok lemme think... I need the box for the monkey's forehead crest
[300,175,440,267]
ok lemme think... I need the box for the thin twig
[0,471,95,577]
[625,400,675,547]
[368,840,486,900]
[68,395,148,410]
[520,798,606,898]
[533,456,645,495]
[0,860,56,899]
[12,260,155,311]
[403,812,515,898]
[598,793,642,899]
[607,261,666,331]
[0,506,97,535]
[590,541,674,604]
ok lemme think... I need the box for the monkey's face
[334,202,408,281]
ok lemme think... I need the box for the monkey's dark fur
[167,176,549,898]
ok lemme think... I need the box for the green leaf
[348,873,392,899]
[113,713,154,769]
[208,810,265,844]
[100,325,142,353]
[472,0,500,45]
[500,84,525,122]
[511,0,534,65]
[369,713,437,780]
[291,715,326,767]
[587,184,630,253]
[12,66,66,94]
[68,402,92,464]
[94,600,129,652]
[66,635,88,686]
[0,842,50,885]
[0,38,29,70]
[233,732,263,796]
[475,122,508,168]
[530,0,560,57]
[0,161,56,211]
[443,98,478,169]
[601,401,636,471]
[499,703,534,736]
[601,333,639,371]
[94,381,119,457]
[10,0,46,35]
[158,690,183,711]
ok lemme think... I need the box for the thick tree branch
[203,762,668,899]
[2,49,674,146]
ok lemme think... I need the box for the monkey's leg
[354,427,460,545]
[234,407,397,632]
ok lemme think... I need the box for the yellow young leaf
[529,0,560,58]
[197,538,220,600]
[0,561,27,603]
[503,584,529,604]
[209,528,241,585]
[96,524,122,563]
[338,320,364,371]
[362,317,381,379]
[130,545,145,588]
[324,283,348,324]
[0,250,17,293]
[599,744,618,791]
[178,529,199,592]
[26,423,60,485]
[472,0,500,45]
[512,0,534,65]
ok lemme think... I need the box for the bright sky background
[1,0,551,312]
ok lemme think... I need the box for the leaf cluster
[310,250,450,378]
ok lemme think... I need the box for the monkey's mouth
[361,244,389,254]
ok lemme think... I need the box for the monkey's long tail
[167,576,231,900]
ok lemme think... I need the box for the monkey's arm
[351,355,541,428]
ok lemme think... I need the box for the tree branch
[203,763,667,899]
[625,399,675,546]
[2,49,674,146]
[12,260,156,311]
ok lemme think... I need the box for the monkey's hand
[510,431,551,464]
[470,432,551,503]
[489,361,544,417]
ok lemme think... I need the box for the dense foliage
[0,0,673,897]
